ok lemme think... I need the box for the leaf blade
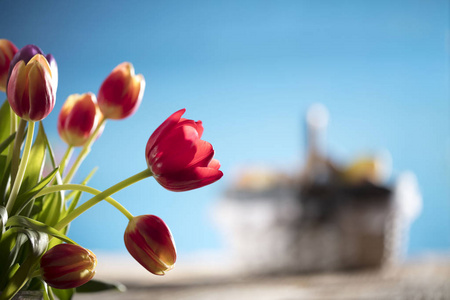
[6,216,77,245]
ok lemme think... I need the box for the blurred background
[1,0,449,275]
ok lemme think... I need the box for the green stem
[63,118,106,184]
[36,183,135,221]
[10,119,27,187]
[4,107,18,193]
[6,106,16,160]
[10,106,17,135]
[58,146,73,176]
[54,169,152,230]
[30,269,41,279]
[6,121,35,214]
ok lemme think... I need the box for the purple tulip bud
[7,44,58,90]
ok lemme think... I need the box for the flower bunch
[0,41,222,300]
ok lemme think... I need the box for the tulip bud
[7,54,57,121]
[97,62,145,120]
[0,39,18,92]
[124,215,176,275]
[145,109,223,192]
[58,93,103,147]
[7,44,58,90]
[40,244,97,289]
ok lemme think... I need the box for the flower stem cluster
[0,40,222,300]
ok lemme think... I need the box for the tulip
[40,244,97,289]
[145,109,223,192]
[124,215,176,275]
[97,62,145,120]
[7,54,57,121]
[0,39,18,91]
[7,44,58,90]
[58,93,103,147]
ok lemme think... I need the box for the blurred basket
[215,172,421,274]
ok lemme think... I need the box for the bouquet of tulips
[0,40,223,300]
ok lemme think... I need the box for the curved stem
[54,169,152,230]
[6,121,35,214]
[36,184,135,221]
[10,119,27,187]
[10,106,17,136]
[63,118,106,184]
[30,269,41,279]
[59,145,74,176]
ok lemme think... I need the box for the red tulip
[58,93,103,147]
[40,244,97,289]
[7,54,57,121]
[145,109,223,192]
[97,62,145,120]
[0,39,18,92]
[124,215,176,275]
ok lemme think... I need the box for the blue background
[1,0,449,256]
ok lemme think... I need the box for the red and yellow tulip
[97,62,145,120]
[40,244,97,289]
[124,215,176,275]
[58,93,103,147]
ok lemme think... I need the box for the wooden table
[75,254,450,300]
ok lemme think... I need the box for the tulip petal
[125,231,171,275]
[208,159,221,170]
[149,124,206,175]
[122,73,145,118]
[8,44,43,82]
[187,140,215,168]
[145,109,186,159]
[156,167,223,192]
[177,119,204,138]
[0,39,18,91]
[27,58,54,121]
[8,61,28,117]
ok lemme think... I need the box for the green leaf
[0,132,15,155]
[0,229,17,289]
[0,227,48,299]
[12,123,59,218]
[0,206,7,238]
[39,192,63,227]
[6,216,77,245]
[40,121,57,169]
[0,155,6,182]
[0,156,11,206]
[76,279,126,293]
[14,167,59,215]
[51,287,74,300]
[0,254,39,300]
[18,122,47,198]
[7,231,28,266]
[0,100,11,155]
[19,229,49,257]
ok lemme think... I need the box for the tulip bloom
[7,44,58,89]
[40,244,97,289]
[7,54,57,121]
[58,93,103,147]
[0,39,18,91]
[145,109,223,191]
[97,62,145,120]
[124,215,176,275]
